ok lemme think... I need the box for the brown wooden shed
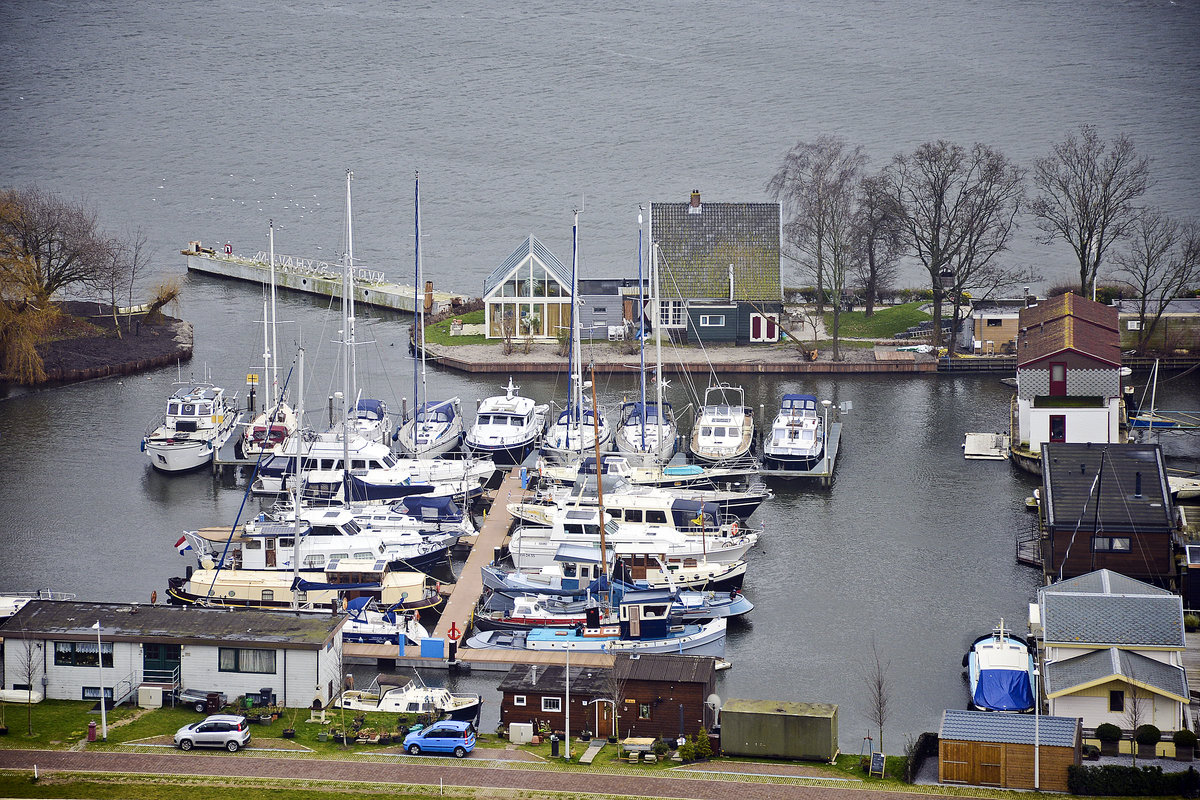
[939,709,1081,792]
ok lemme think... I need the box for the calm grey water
[2,0,1199,751]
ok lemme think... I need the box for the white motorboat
[760,393,826,474]
[542,211,612,462]
[527,473,770,522]
[963,619,1036,713]
[239,220,298,460]
[466,591,727,657]
[465,378,548,465]
[395,176,465,458]
[507,507,757,571]
[540,454,760,491]
[336,672,482,723]
[143,382,239,472]
[510,487,744,539]
[484,547,748,595]
[688,383,755,464]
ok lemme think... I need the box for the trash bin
[550,734,560,757]
[87,721,97,742]
[205,692,222,715]
[259,687,274,707]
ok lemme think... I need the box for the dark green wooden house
[650,190,782,345]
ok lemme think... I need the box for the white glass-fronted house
[484,235,573,340]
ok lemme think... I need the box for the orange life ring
[731,521,739,536]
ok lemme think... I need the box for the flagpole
[95,620,107,740]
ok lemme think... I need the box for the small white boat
[465,378,548,465]
[395,399,465,458]
[336,672,482,723]
[143,383,239,472]
[688,383,754,464]
[963,619,1036,713]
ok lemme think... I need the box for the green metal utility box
[719,699,838,761]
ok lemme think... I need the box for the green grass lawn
[423,309,489,346]
[823,302,931,339]
[0,700,142,749]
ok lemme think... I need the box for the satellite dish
[705,693,721,709]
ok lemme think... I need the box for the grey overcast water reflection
[2,0,1199,748]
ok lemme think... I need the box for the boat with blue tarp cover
[964,619,1036,713]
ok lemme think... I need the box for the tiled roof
[1041,443,1173,532]
[1044,647,1188,701]
[497,663,611,696]
[651,200,781,302]
[0,601,342,649]
[940,709,1078,747]
[1046,569,1171,597]
[1016,294,1120,367]
[614,653,717,685]
[483,235,572,296]
[1039,570,1184,648]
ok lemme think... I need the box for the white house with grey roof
[0,601,347,710]
[1034,569,1188,731]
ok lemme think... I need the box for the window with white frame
[514,695,526,707]
[219,647,277,674]
[659,300,686,329]
[542,696,562,712]
[699,315,725,327]
[1093,537,1132,552]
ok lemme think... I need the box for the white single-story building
[0,600,346,709]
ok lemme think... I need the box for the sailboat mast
[652,242,664,445]
[268,220,280,410]
[591,366,608,586]
[344,169,358,420]
[290,347,305,611]
[637,209,646,452]
[413,172,422,417]
[570,210,582,450]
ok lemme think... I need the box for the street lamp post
[92,620,107,741]
[1033,667,1040,790]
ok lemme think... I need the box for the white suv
[174,714,251,752]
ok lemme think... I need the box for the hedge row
[1067,764,1200,796]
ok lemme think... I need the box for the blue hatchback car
[403,720,476,758]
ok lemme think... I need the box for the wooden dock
[343,465,615,671]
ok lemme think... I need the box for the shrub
[693,728,713,759]
[1175,729,1198,748]
[652,738,669,757]
[1095,723,1123,743]
[677,742,695,762]
[1185,613,1199,632]
[1136,724,1162,746]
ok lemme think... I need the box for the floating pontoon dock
[758,422,842,486]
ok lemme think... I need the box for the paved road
[0,749,967,799]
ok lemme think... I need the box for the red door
[1050,414,1066,443]
[750,314,761,341]
[1050,362,1067,396]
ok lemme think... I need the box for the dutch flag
[175,535,192,555]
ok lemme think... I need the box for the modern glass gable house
[483,235,573,340]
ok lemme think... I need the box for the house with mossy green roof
[650,190,782,345]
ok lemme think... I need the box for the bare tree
[0,186,106,303]
[14,634,42,735]
[606,654,631,742]
[884,141,1025,351]
[861,637,892,755]
[852,172,905,317]
[1032,125,1152,298]
[1124,663,1147,767]
[1111,209,1200,354]
[767,136,867,359]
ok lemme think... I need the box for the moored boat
[688,383,755,465]
[963,619,1036,713]
[336,672,482,723]
[142,382,239,473]
[464,378,548,465]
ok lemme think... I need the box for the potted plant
[1175,729,1198,762]
[1096,723,1122,756]
[1136,724,1162,759]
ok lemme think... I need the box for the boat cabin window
[265,539,275,550]
[304,554,326,569]
[244,540,261,550]
[197,402,212,415]
[261,590,274,602]
[564,524,585,535]
[279,538,294,549]
[320,459,337,470]
[353,551,373,560]
[562,562,577,577]
[329,553,350,561]
[646,510,667,525]
[182,403,196,415]
[701,426,712,437]
[168,401,181,414]
[625,509,642,523]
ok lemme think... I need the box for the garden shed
[718,698,837,761]
[939,708,1081,792]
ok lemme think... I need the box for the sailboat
[614,215,678,464]
[542,209,612,462]
[395,172,465,458]
[325,169,393,448]
[239,220,298,459]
